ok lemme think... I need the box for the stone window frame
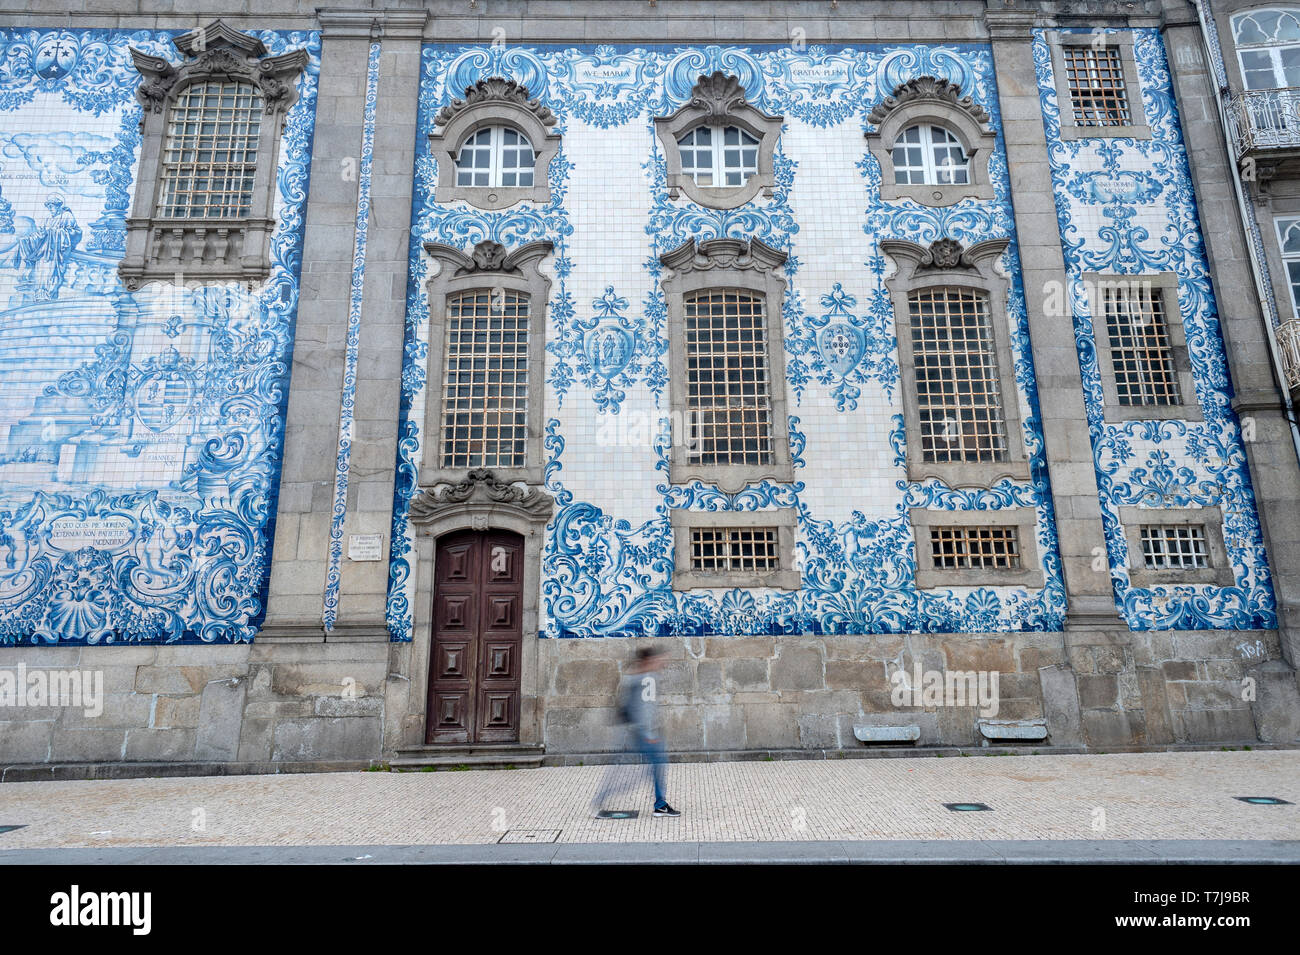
[1046,30,1152,141]
[1119,505,1234,588]
[909,507,1045,590]
[879,236,1031,488]
[659,236,795,493]
[119,20,308,290]
[429,77,561,212]
[670,508,799,591]
[865,76,998,207]
[654,71,784,210]
[1083,271,1203,422]
[421,239,553,488]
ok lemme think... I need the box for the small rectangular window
[1140,524,1210,570]
[684,289,774,467]
[929,525,1022,571]
[1102,281,1180,406]
[690,526,781,573]
[1063,45,1131,127]
[440,290,530,469]
[908,287,1007,464]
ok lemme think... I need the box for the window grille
[1063,45,1131,127]
[684,289,774,467]
[928,525,1022,570]
[892,125,971,185]
[1102,281,1180,406]
[1140,524,1210,570]
[440,289,530,469]
[455,126,536,188]
[690,526,781,573]
[677,125,760,187]
[156,81,262,218]
[908,287,1007,463]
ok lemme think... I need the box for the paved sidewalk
[0,751,1295,852]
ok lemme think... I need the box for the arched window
[156,80,263,219]
[676,125,760,188]
[1233,8,1300,88]
[865,77,997,205]
[429,77,560,211]
[892,125,970,186]
[454,126,537,188]
[654,72,783,209]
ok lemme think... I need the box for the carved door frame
[407,470,554,748]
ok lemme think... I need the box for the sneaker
[653,804,681,817]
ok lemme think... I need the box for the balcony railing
[1227,88,1300,157]
[1277,319,1300,393]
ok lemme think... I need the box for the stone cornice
[879,236,1010,273]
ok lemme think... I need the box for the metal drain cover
[1234,796,1292,805]
[0,825,26,834]
[596,809,639,819]
[498,829,561,844]
[943,802,992,812]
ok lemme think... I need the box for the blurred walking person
[591,646,681,818]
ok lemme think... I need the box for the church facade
[1,0,1298,774]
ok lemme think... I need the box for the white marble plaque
[347,534,382,561]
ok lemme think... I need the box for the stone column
[260,17,374,640]
[985,9,1127,638]
[1160,0,1300,668]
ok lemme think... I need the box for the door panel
[426,529,524,744]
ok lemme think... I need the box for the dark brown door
[426,529,524,744]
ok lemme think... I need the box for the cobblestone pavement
[0,751,1295,849]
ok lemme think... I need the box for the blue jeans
[636,734,668,809]
[591,729,669,811]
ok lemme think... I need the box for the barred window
[684,289,774,466]
[929,525,1022,571]
[455,126,536,188]
[1062,45,1131,127]
[892,125,970,186]
[677,125,760,188]
[691,526,780,573]
[1140,524,1210,570]
[908,287,1007,463]
[156,80,262,218]
[1102,281,1180,406]
[440,289,530,469]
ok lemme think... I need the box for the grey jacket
[616,672,659,740]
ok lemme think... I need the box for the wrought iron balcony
[1227,88,1300,160]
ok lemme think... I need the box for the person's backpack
[613,680,634,725]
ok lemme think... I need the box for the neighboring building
[0,0,1297,775]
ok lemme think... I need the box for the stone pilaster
[985,8,1127,637]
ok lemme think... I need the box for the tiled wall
[0,28,320,645]
[390,42,1071,642]
[1033,29,1277,631]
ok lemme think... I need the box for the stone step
[388,743,545,771]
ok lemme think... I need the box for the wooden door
[426,529,524,744]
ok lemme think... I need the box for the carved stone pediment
[410,469,555,525]
[130,19,307,115]
[434,76,556,128]
[422,239,554,279]
[867,76,991,128]
[658,236,788,275]
[688,71,751,123]
[879,236,1010,273]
